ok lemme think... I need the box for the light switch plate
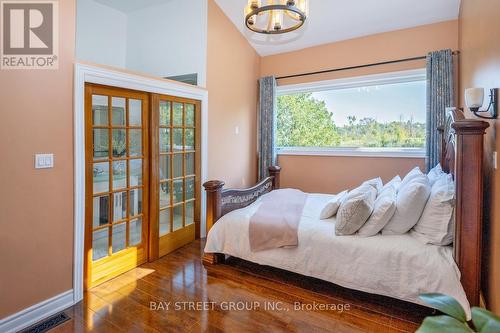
[35,154,54,169]
[494,151,498,170]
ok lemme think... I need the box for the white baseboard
[0,290,74,333]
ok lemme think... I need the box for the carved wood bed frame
[203,109,488,307]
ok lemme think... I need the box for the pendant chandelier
[244,0,309,35]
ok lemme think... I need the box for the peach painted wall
[458,0,500,314]
[278,155,425,194]
[207,0,261,188]
[0,0,76,318]
[261,21,459,192]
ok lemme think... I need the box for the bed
[202,109,489,317]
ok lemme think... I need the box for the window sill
[276,147,426,158]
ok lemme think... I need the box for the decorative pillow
[319,190,348,219]
[362,177,383,193]
[410,174,455,245]
[399,167,424,190]
[382,175,401,192]
[336,186,377,236]
[427,163,445,186]
[358,186,397,237]
[382,175,431,235]
[347,183,376,199]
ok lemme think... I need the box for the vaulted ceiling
[215,0,461,56]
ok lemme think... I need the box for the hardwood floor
[51,239,432,333]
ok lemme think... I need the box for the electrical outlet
[235,126,240,135]
[35,154,54,169]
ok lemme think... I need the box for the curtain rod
[275,50,460,80]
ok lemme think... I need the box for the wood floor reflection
[53,239,431,333]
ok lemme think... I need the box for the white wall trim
[276,68,426,95]
[0,290,74,333]
[277,147,426,158]
[73,62,209,304]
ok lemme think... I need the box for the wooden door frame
[74,63,209,303]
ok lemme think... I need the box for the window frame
[276,68,427,158]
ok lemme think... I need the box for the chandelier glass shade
[244,0,308,35]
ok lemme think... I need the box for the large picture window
[276,69,426,156]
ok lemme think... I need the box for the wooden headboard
[438,108,489,307]
[204,109,488,306]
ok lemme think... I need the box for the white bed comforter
[205,192,471,317]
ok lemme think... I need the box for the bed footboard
[202,166,281,265]
[203,165,281,231]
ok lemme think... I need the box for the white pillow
[410,174,455,245]
[358,186,397,237]
[362,177,383,193]
[427,163,445,186]
[399,167,424,190]
[382,175,431,235]
[348,183,376,199]
[336,186,377,236]
[319,191,348,219]
[382,175,401,192]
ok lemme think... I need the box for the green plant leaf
[416,316,473,333]
[472,307,500,333]
[419,293,467,322]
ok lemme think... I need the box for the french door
[150,95,201,259]
[84,84,201,289]
[84,84,150,289]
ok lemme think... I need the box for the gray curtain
[426,49,454,171]
[258,76,277,180]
